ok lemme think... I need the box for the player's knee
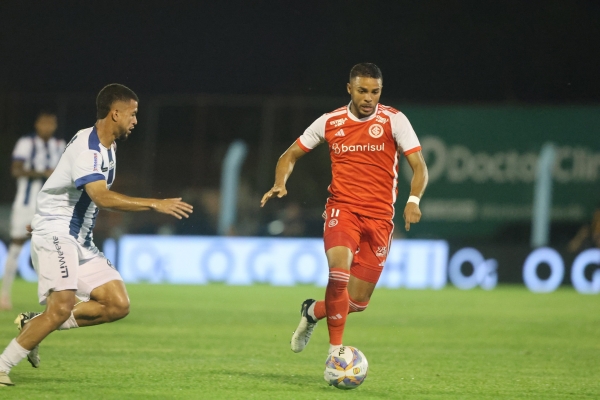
[328,262,350,272]
[327,255,351,271]
[326,246,353,270]
[107,297,130,321]
[47,303,74,326]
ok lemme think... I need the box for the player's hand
[260,184,287,207]
[26,224,33,237]
[153,198,194,219]
[403,202,421,231]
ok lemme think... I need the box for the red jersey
[296,103,421,219]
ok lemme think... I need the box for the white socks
[307,302,317,321]
[0,243,23,299]
[58,312,79,331]
[0,339,29,374]
[0,311,79,374]
[329,344,343,354]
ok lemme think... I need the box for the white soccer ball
[323,346,368,390]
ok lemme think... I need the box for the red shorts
[323,205,394,284]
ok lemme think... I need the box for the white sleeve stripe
[297,113,328,150]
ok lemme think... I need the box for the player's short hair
[349,63,382,81]
[36,109,57,119]
[96,83,139,119]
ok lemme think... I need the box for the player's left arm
[84,180,193,219]
[403,150,428,231]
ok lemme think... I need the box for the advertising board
[1,237,597,294]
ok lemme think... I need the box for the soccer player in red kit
[261,63,428,357]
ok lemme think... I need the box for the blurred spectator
[1,111,64,310]
[235,182,261,236]
[266,202,307,237]
[567,204,600,252]
[175,188,220,235]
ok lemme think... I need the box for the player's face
[347,77,382,118]
[35,114,58,140]
[114,99,138,140]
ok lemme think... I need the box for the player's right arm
[84,180,193,219]
[260,114,327,207]
[260,142,307,207]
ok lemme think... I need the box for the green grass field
[0,281,598,399]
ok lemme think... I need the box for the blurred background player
[1,111,64,310]
[261,63,428,358]
[0,84,193,387]
[567,203,600,253]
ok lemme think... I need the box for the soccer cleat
[14,312,42,368]
[291,299,318,353]
[0,371,14,386]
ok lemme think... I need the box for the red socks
[324,268,350,346]
[313,296,369,320]
[314,301,327,319]
[312,270,372,346]
[348,297,369,313]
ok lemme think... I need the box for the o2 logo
[523,248,600,294]
[448,247,498,290]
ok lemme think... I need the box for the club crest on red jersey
[368,124,384,138]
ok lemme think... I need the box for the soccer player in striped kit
[1,111,65,310]
[0,84,193,386]
[261,63,429,360]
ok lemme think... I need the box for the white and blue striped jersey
[31,126,117,248]
[11,134,65,209]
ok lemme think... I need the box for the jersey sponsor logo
[334,129,345,137]
[369,124,385,138]
[331,142,385,155]
[376,115,389,124]
[375,246,388,257]
[329,117,348,127]
[52,236,69,278]
[328,218,338,227]
[101,160,115,172]
[93,153,99,172]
